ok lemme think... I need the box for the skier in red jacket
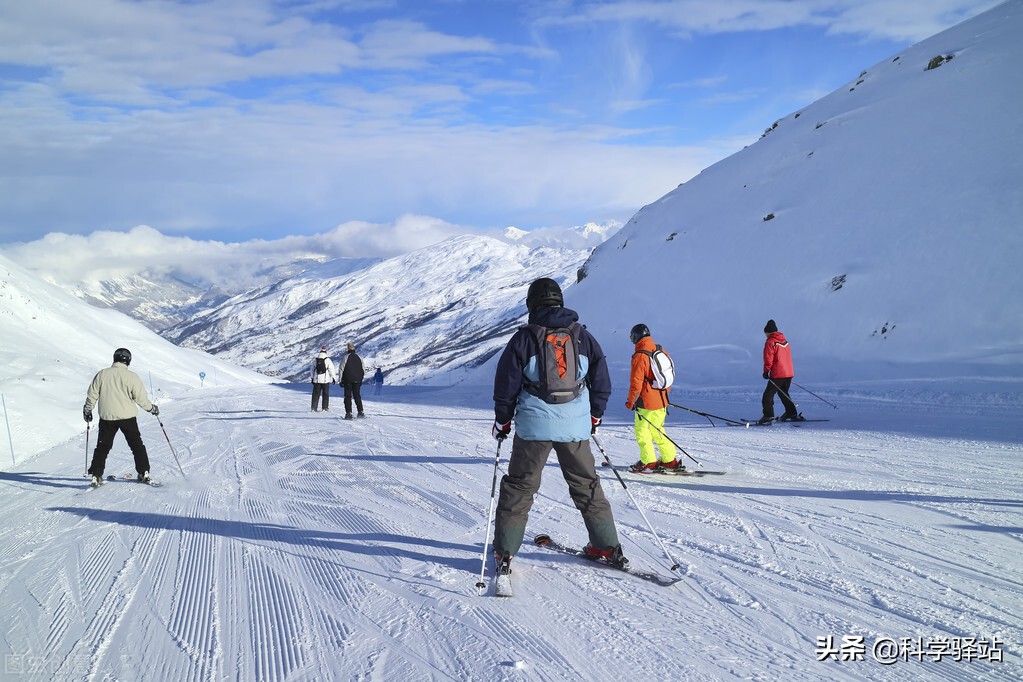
[759,319,802,424]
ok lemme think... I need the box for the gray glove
[83,408,93,423]
[149,405,160,416]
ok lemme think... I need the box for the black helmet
[629,324,650,344]
[113,348,132,365]
[526,277,563,312]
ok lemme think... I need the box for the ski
[493,557,514,597]
[620,467,726,479]
[533,534,682,587]
[740,417,830,426]
[122,472,164,487]
[493,571,514,598]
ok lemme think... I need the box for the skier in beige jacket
[83,348,159,486]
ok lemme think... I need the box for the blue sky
[0,0,1001,248]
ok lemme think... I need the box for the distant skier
[373,367,384,395]
[490,277,626,582]
[759,319,802,424]
[625,324,681,472]
[311,345,337,412]
[83,348,159,486]
[340,342,365,419]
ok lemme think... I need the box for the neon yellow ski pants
[634,407,676,464]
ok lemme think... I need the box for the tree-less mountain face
[568,1,1023,387]
[162,235,590,384]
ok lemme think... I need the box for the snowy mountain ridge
[164,235,590,383]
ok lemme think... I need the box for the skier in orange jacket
[625,324,681,472]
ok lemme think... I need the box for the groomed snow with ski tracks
[1,381,1020,681]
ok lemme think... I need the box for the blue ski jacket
[493,306,612,442]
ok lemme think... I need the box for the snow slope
[0,252,271,462]
[572,0,1023,386]
[0,383,1020,681]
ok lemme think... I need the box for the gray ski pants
[493,435,619,558]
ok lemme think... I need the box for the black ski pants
[311,382,330,410]
[343,382,364,416]
[762,377,798,419]
[89,417,150,478]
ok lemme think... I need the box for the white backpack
[640,345,675,390]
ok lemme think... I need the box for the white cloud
[1,216,622,293]
[0,85,737,240]
[319,214,478,257]
[0,0,1000,245]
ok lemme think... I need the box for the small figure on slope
[83,348,159,486]
[340,342,366,419]
[311,345,337,412]
[624,324,682,473]
[759,319,802,424]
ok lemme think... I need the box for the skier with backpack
[490,277,626,584]
[625,324,681,473]
[310,345,337,412]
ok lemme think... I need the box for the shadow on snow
[48,506,479,572]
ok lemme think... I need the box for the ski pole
[476,438,504,595]
[591,434,683,575]
[668,402,746,427]
[85,422,91,476]
[634,409,702,467]
[156,413,185,476]
[793,381,839,410]
[768,378,800,414]
[1,394,14,466]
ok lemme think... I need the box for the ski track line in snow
[591,427,1023,679]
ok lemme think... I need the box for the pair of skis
[739,416,830,427]
[493,534,683,597]
[89,472,163,489]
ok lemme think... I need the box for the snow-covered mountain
[568,1,1023,386]
[0,252,271,460]
[163,235,589,383]
[63,255,378,332]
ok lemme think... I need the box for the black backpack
[522,322,585,404]
[315,357,327,374]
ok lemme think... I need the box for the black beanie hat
[764,319,778,333]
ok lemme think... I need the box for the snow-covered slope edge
[572,1,1023,386]
[0,253,272,464]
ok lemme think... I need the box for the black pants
[343,382,364,415]
[762,377,798,419]
[311,383,330,410]
[89,417,150,478]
